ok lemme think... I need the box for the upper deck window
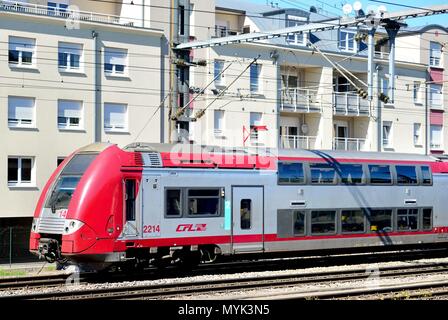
[338,164,365,184]
[421,166,432,185]
[278,162,305,184]
[310,163,336,184]
[368,165,392,184]
[396,165,418,185]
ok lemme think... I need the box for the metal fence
[0,225,36,265]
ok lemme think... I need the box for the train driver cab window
[125,179,136,222]
[396,166,418,185]
[240,199,251,230]
[423,208,433,230]
[341,210,365,233]
[187,189,221,217]
[310,163,336,184]
[397,208,418,231]
[166,189,182,217]
[421,166,432,185]
[278,162,305,184]
[339,164,365,184]
[368,165,392,184]
[369,209,392,232]
[311,210,336,235]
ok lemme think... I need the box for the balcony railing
[0,1,137,28]
[280,135,318,150]
[280,88,322,113]
[333,138,367,151]
[374,51,389,60]
[333,92,370,116]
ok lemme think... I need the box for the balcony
[374,51,389,60]
[280,88,322,113]
[0,1,136,28]
[333,92,370,116]
[333,138,367,151]
[280,135,318,150]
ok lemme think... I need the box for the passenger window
[368,165,392,184]
[397,208,418,231]
[422,208,433,230]
[341,210,365,233]
[166,189,182,217]
[338,164,365,184]
[311,211,336,234]
[293,210,305,236]
[188,189,221,216]
[125,180,136,222]
[278,162,305,184]
[369,209,392,232]
[421,166,432,185]
[396,166,418,185]
[240,199,251,230]
[310,163,336,184]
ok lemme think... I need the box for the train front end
[29,143,137,270]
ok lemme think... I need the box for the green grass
[0,268,27,277]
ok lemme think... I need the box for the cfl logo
[65,5,81,30]
[176,224,207,232]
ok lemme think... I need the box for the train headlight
[31,218,39,232]
[63,219,84,235]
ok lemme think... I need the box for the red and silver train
[29,142,448,270]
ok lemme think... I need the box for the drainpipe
[93,30,101,143]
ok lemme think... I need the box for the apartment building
[187,0,435,156]
[0,0,167,261]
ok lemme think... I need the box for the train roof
[123,142,439,162]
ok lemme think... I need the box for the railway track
[1,248,446,293]
[4,261,448,300]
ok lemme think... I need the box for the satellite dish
[353,1,362,11]
[342,3,353,15]
[301,123,309,135]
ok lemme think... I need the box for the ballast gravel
[3,256,448,298]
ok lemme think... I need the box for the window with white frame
[104,103,127,132]
[104,48,128,76]
[58,100,82,129]
[58,42,82,71]
[214,110,224,136]
[8,96,35,128]
[429,84,443,109]
[9,36,36,67]
[413,81,422,103]
[250,64,261,93]
[430,124,443,150]
[48,2,69,16]
[286,16,307,46]
[250,112,262,140]
[382,121,392,147]
[214,60,225,86]
[430,41,442,67]
[339,30,356,52]
[8,157,34,186]
[413,123,422,146]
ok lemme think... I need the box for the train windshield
[45,153,97,211]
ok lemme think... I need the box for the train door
[122,179,139,237]
[232,186,264,252]
[141,175,162,238]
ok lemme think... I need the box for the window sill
[414,101,423,106]
[104,129,130,135]
[430,106,444,111]
[105,73,131,80]
[414,144,423,148]
[58,127,86,133]
[9,126,38,131]
[8,184,38,190]
[383,103,395,108]
[9,64,39,72]
[58,69,86,76]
